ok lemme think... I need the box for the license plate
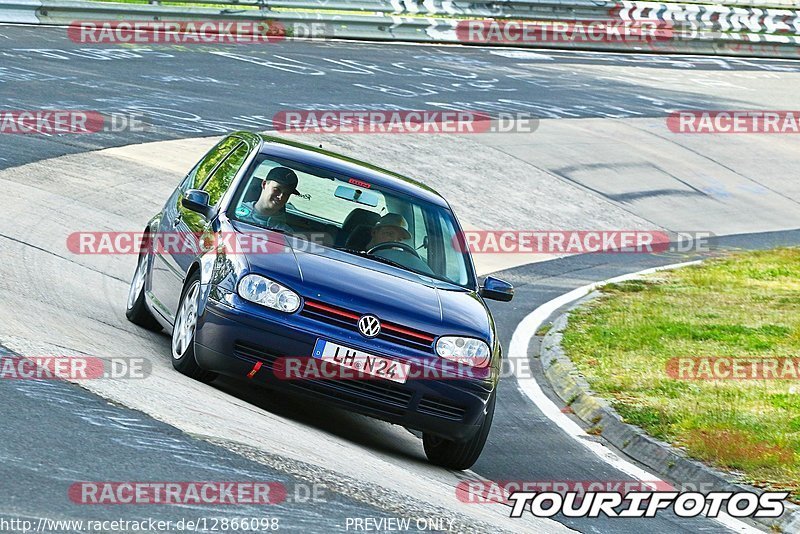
[312,340,410,384]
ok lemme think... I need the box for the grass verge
[561,247,800,501]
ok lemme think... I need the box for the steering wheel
[367,241,421,259]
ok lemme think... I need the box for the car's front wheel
[126,250,162,331]
[171,273,217,383]
[423,391,496,470]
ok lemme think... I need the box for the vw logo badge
[358,315,381,338]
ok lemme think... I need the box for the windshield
[228,153,475,288]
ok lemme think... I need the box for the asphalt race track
[1,23,800,533]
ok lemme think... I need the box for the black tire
[125,250,162,332]
[171,272,217,383]
[423,391,496,470]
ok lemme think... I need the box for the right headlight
[237,274,301,313]
[436,336,491,368]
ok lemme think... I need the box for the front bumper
[194,301,496,441]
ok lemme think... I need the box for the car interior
[235,169,455,282]
[239,174,394,252]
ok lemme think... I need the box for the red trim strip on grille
[381,323,435,343]
[304,300,434,344]
[303,300,360,321]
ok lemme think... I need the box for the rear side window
[188,136,242,190]
[204,142,249,206]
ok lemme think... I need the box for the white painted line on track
[508,260,762,533]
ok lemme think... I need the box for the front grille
[299,300,357,330]
[418,396,467,421]
[234,340,472,422]
[300,299,435,352]
[300,379,413,416]
[234,341,281,368]
[234,340,413,416]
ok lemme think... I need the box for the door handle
[173,215,182,228]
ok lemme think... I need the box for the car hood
[232,223,491,340]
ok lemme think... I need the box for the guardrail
[2,0,800,58]
[1,0,43,23]
[136,0,623,19]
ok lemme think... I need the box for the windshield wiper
[336,248,386,262]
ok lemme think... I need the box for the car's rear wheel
[125,250,162,331]
[423,391,496,470]
[172,273,217,383]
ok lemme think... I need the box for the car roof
[254,134,450,208]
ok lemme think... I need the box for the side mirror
[480,276,514,302]
[181,189,213,219]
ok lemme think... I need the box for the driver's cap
[374,213,411,240]
[266,166,300,195]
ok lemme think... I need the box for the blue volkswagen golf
[126,132,514,469]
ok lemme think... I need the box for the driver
[366,213,412,250]
[235,167,299,233]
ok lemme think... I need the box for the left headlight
[237,274,301,313]
[436,336,491,368]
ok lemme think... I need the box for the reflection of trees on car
[182,210,204,230]
[182,140,250,235]
[191,137,239,190]
[205,144,249,206]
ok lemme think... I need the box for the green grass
[536,323,552,336]
[562,248,800,501]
